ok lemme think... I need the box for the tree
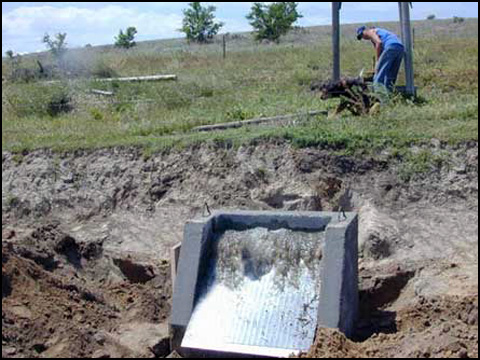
[115,27,138,49]
[6,50,14,60]
[453,16,465,24]
[180,2,224,43]
[43,33,68,60]
[247,2,303,43]
[427,14,436,20]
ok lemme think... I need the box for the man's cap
[356,26,367,40]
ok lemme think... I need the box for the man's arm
[370,30,383,62]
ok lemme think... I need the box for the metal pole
[332,2,341,81]
[401,2,415,96]
[398,3,404,40]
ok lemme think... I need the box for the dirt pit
[2,142,478,358]
[2,225,172,359]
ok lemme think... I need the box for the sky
[2,2,479,54]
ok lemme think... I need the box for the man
[357,26,405,92]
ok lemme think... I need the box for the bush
[91,61,118,79]
[115,27,138,49]
[247,2,303,43]
[453,16,465,24]
[427,14,436,20]
[10,68,38,83]
[180,2,224,43]
[47,90,73,117]
[5,84,73,118]
[226,106,254,121]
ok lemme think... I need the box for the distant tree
[427,14,436,20]
[453,16,465,24]
[247,2,303,43]
[180,2,224,43]
[115,27,138,49]
[6,50,14,60]
[5,50,20,77]
[43,33,68,60]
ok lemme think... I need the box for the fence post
[222,34,227,60]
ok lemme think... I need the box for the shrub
[91,61,118,79]
[427,14,436,20]
[226,106,254,121]
[11,68,38,83]
[180,2,224,43]
[247,2,303,43]
[453,16,465,24]
[47,90,73,117]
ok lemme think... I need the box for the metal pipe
[398,2,405,40]
[400,2,415,96]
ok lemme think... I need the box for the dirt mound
[2,226,172,358]
[302,296,478,358]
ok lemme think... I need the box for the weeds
[398,150,449,181]
[1,19,478,155]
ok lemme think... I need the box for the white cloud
[2,5,183,53]
[2,2,478,54]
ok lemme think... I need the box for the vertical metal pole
[398,2,405,40]
[332,2,341,81]
[401,2,415,96]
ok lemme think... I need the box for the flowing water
[182,227,325,357]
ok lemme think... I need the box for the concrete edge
[318,213,359,338]
[170,210,358,351]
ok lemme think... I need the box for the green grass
[397,149,451,181]
[2,19,478,160]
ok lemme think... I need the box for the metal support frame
[400,2,416,95]
[332,2,341,81]
[332,2,415,96]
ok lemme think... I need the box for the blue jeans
[374,47,405,92]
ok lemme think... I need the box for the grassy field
[2,19,478,157]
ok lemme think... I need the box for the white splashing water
[183,227,325,357]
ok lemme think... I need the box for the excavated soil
[2,141,478,358]
[2,225,172,358]
[302,295,478,358]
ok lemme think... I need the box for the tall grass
[2,19,478,155]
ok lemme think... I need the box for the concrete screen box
[170,210,358,357]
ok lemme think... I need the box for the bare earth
[2,141,478,358]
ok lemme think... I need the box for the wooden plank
[96,74,177,83]
[91,89,114,96]
[43,74,177,85]
[192,111,327,133]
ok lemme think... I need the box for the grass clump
[1,19,478,156]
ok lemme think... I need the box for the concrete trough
[170,210,358,358]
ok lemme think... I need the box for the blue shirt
[376,28,404,51]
